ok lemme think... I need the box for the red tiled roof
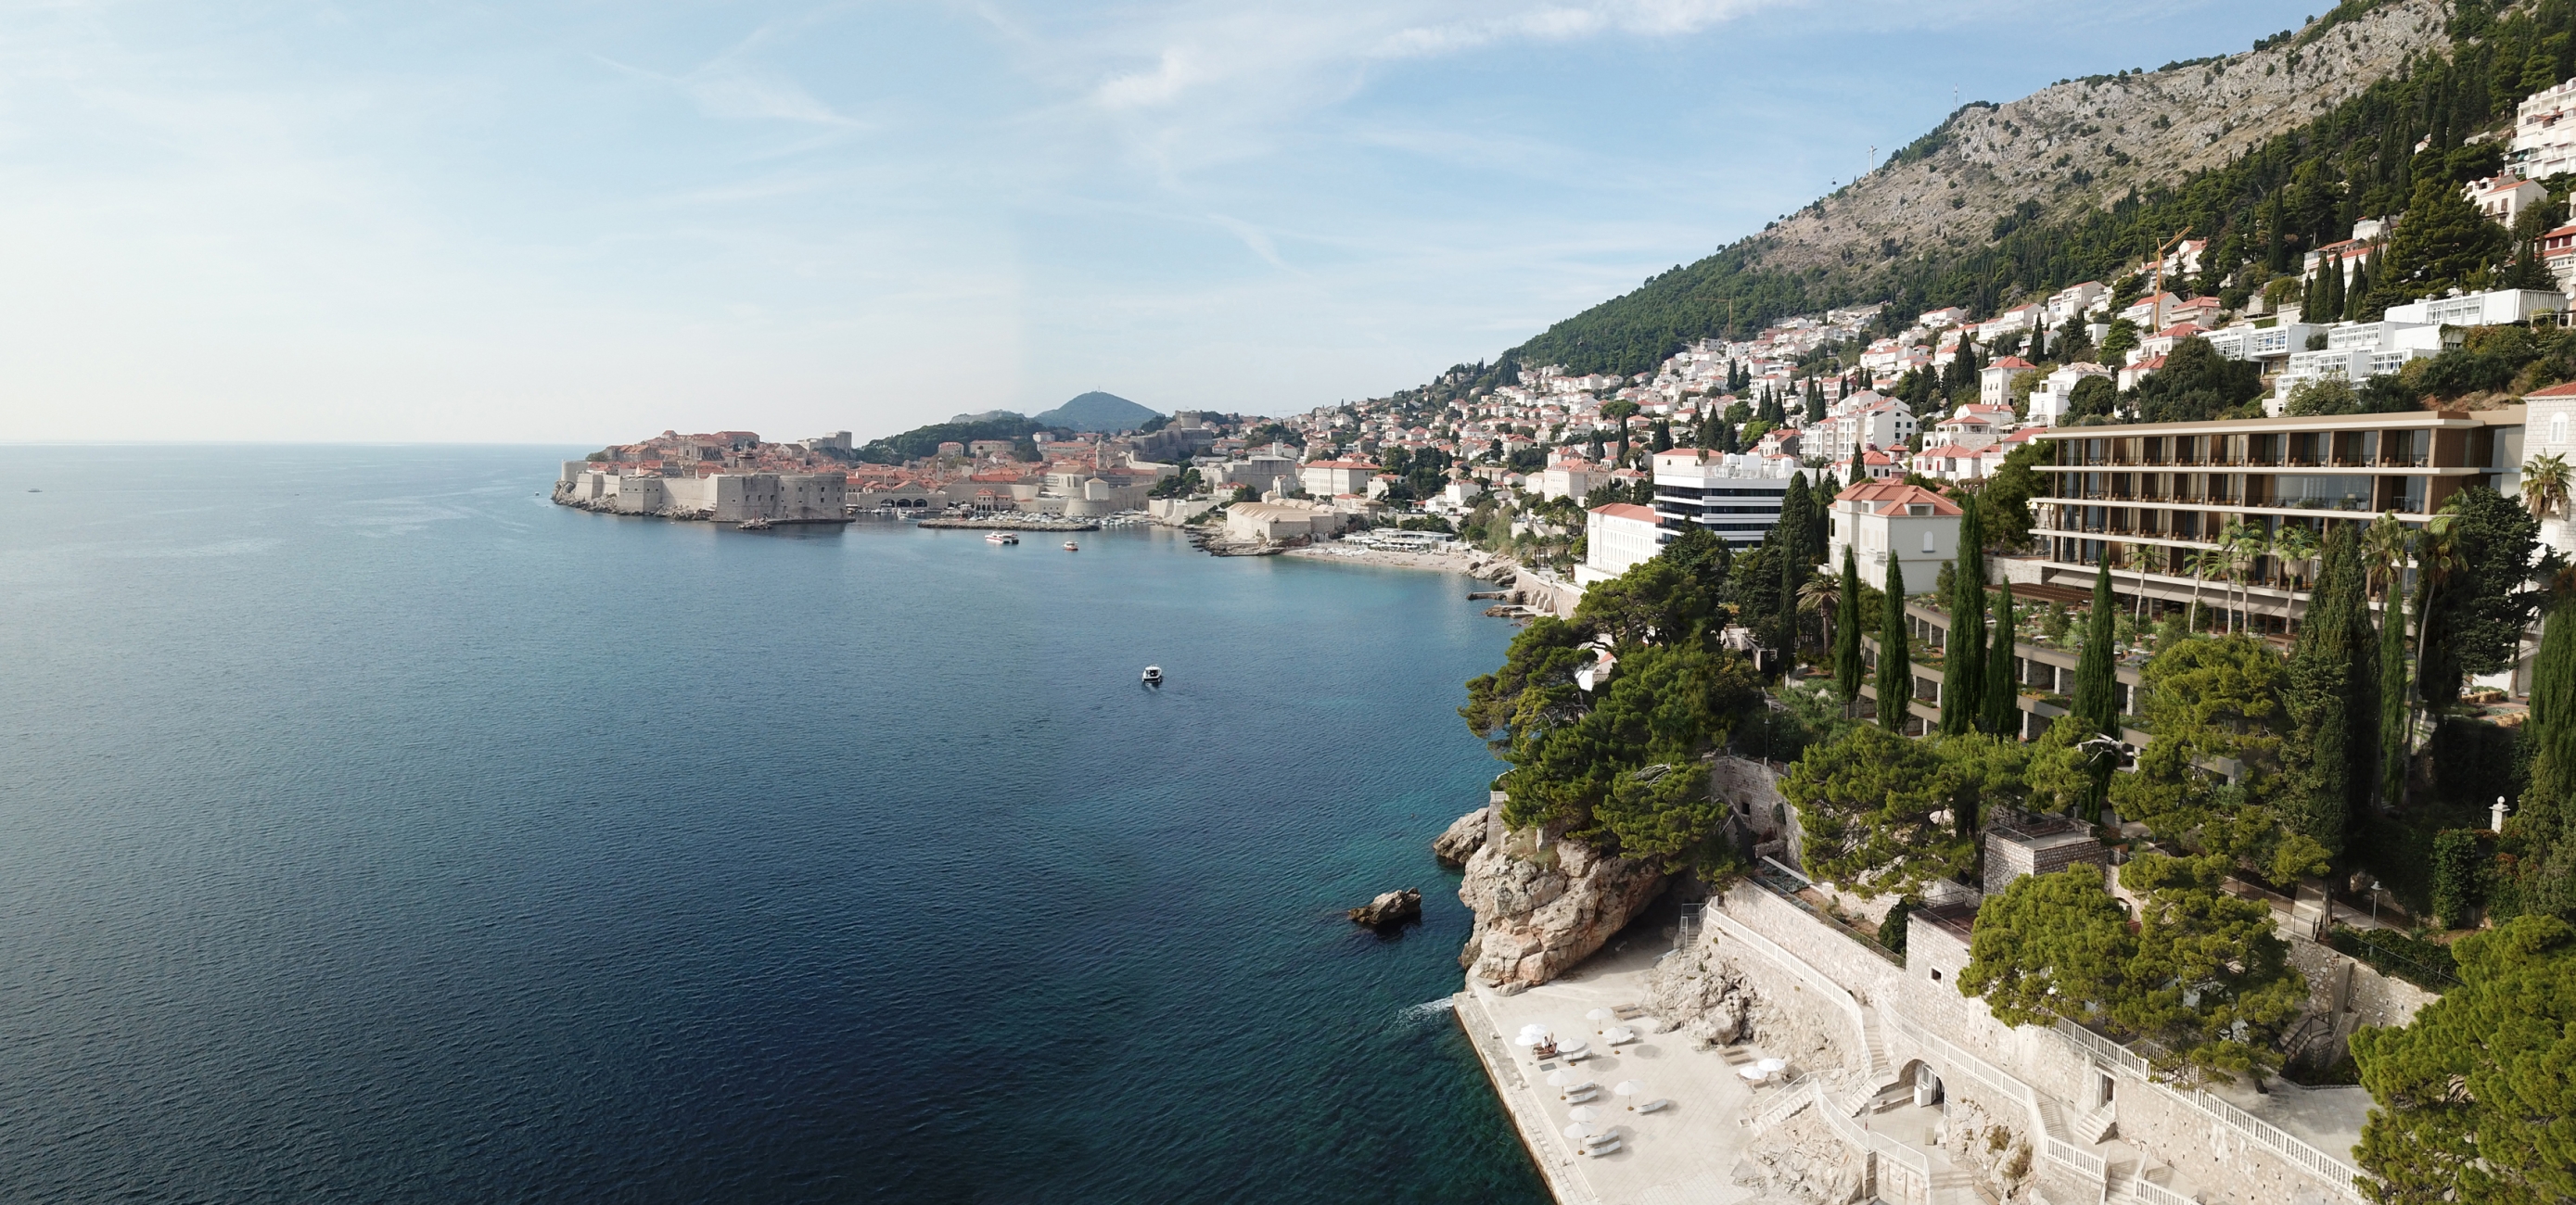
[1835,480,1962,515]
[2526,382,2576,398]
[1987,356,2037,370]
[1591,503,1659,522]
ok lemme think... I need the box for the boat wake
[1397,998,1456,1026]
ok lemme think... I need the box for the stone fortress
[553,461,850,524]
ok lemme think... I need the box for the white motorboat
[1141,666,1163,685]
[1063,540,1079,552]
[985,531,1019,544]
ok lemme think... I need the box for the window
[2554,412,2568,448]
[1922,531,1936,553]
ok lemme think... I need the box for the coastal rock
[1431,807,1490,869]
[1348,889,1422,929]
[1739,1110,1871,1205]
[1455,831,1665,987]
[1933,1095,2036,1203]
[1640,929,1851,1071]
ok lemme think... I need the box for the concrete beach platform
[1453,941,1767,1205]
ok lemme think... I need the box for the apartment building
[1650,448,1801,547]
[2028,407,2526,630]
[1577,503,1663,586]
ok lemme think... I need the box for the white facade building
[1577,502,1663,586]
[1649,449,1799,547]
[2514,77,2576,182]
[1824,481,1961,596]
[2023,363,2113,426]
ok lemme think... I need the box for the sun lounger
[1582,1138,1622,1157]
[1563,1087,1599,1104]
[1581,1132,1620,1149]
[1639,1098,1672,1114]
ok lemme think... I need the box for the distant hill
[854,416,1046,465]
[1398,0,2482,394]
[1034,391,1159,432]
[946,409,1027,424]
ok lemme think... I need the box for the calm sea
[0,445,1544,1204]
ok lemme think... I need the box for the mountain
[947,409,1027,424]
[1034,391,1160,432]
[1416,0,2512,391]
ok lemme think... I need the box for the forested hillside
[1435,0,2576,394]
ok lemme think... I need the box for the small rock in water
[1348,888,1423,929]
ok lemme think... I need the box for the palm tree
[2524,451,2572,523]
[2407,509,2466,753]
[1797,573,1841,657]
[2226,519,2274,634]
[2183,544,2227,631]
[2214,518,2259,634]
[2362,512,2413,605]
[2271,522,2320,594]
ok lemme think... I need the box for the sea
[0,445,1549,1204]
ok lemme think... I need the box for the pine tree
[1983,581,2019,737]
[1941,495,1987,735]
[1878,553,1910,730]
[2378,587,2412,810]
[1835,544,1865,704]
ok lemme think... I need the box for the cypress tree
[1835,544,1865,704]
[1983,581,2019,738]
[2518,596,2576,915]
[2378,587,2412,811]
[2324,254,2346,321]
[1779,473,1815,655]
[2264,190,2287,273]
[1941,495,1987,735]
[2072,559,2121,822]
[2072,558,2119,738]
[2284,525,2378,856]
[1879,553,1910,730]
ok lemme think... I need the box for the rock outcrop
[1730,1110,1871,1205]
[1347,889,1422,929]
[1431,806,1490,869]
[1640,929,1855,1073]
[1456,832,1665,989]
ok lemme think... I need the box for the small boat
[736,517,772,530]
[1141,666,1163,686]
[1063,540,1079,552]
[985,531,1019,545]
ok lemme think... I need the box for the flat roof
[2037,404,2522,438]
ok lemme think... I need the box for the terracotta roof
[1835,480,1961,515]
[1591,503,1659,522]
[2526,382,2576,399]
[1987,356,2037,371]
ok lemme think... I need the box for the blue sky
[0,0,2325,443]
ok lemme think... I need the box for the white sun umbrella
[1568,1104,1602,1123]
[1584,1007,1616,1029]
[1513,1032,1544,1047]
[1757,1058,1788,1073]
[1613,1080,1645,1109]
[1546,1069,1580,1089]
[1562,1121,1595,1141]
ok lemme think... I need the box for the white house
[1979,356,2038,408]
[2514,77,2576,181]
[1577,502,1663,586]
[2466,174,2551,228]
[1534,463,1597,501]
[2023,362,2113,425]
[2045,281,2108,326]
[1825,481,1961,596]
[1918,306,1970,329]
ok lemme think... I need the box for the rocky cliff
[1453,818,1666,989]
[1640,926,1855,1073]
[1744,0,2448,278]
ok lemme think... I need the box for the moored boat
[1141,666,1163,685]
[986,531,1019,545]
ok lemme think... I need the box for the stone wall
[2111,1079,2356,1205]
[2284,934,2442,1062]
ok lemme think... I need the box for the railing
[2054,1018,2153,1080]
[1705,901,1875,1062]
[1744,1072,1819,1132]
[2129,1173,2200,1205]
[2190,1088,2365,1190]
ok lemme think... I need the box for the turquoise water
[0,446,1545,1203]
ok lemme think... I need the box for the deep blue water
[0,446,1544,1203]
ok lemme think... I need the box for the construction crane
[2148,226,2194,298]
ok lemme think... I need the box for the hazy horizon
[2,0,2316,445]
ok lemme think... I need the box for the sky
[0,0,2329,444]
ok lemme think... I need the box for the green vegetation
[1876,552,1909,729]
[2350,916,2576,1204]
[1458,554,1763,876]
[1958,855,2305,1081]
[855,416,1051,464]
[1407,2,2576,412]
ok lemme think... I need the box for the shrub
[2430,830,2481,929]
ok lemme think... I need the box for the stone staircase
[2072,1104,2118,1145]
